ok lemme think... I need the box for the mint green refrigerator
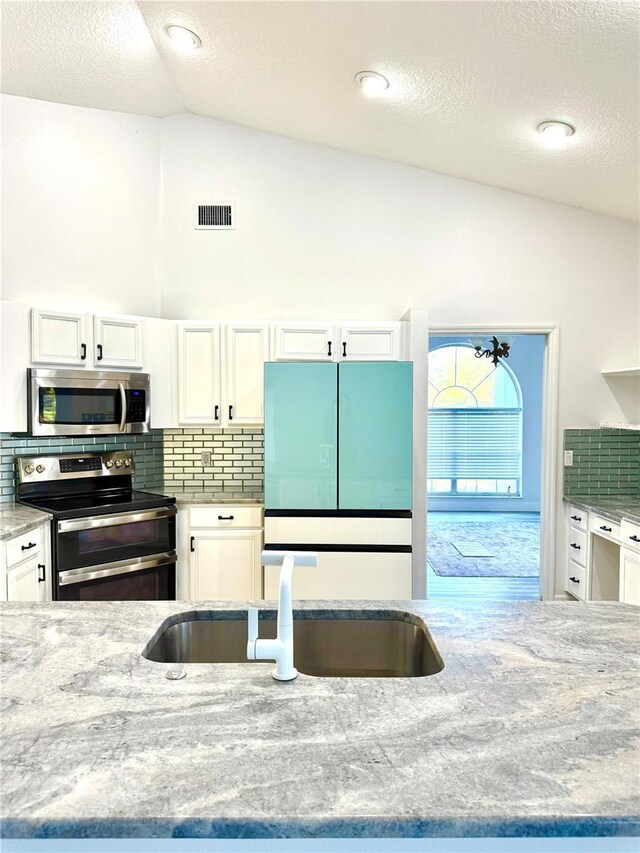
[264,361,412,511]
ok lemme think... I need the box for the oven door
[28,369,149,436]
[56,508,176,571]
[57,552,176,601]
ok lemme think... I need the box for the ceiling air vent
[194,202,235,230]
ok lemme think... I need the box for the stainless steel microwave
[28,369,150,437]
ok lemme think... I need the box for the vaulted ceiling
[3,1,639,220]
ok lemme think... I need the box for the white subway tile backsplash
[163,427,264,492]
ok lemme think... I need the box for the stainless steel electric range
[17,452,176,601]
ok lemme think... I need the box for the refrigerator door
[338,362,413,510]
[264,362,338,510]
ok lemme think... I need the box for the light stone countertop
[1,599,639,840]
[563,496,640,526]
[0,503,51,541]
[164,488,264,506]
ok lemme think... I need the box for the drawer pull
[218,515,235,521]
[599,525,612,533]
[630,535,640,543]
[37,563,46,583]
[571,515,582,522]
[190,536,195,553]
[570,543,581,550]
[569,576,580,584]
[21,542,37,552]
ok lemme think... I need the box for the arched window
[428,345,523,496]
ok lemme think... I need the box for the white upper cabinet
[338,323,402,361]
[273,323,335,361]
[178,323,222,425]
[31,308,89,366]
[225,324,269,425]
[93,315,143,369]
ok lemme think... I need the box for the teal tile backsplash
[563,429,640,497]
[0,432,164,503]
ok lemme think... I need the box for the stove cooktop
[19,490,176,520]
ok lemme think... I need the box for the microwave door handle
[118,382,127,432]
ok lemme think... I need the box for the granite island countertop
[163,488,263,506]
[1,599,639,840]
[0,503,51,541]
[563,496,640,526]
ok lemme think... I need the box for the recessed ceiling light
[165,25,202,50]
[536,120,575,147]
[355,71,390,97]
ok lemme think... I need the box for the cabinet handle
[214,405,220,421]
[630,535,640,543]
[327,341,332,357]
[37,563,46,583]
[190,536,195,553]
[342,341,347,357]
[97,343,103,361]
[228,405,233,421]
[569,576,580,584]
[571,515,582,522]
[21,542,37,552]
[218,515,235,521]
[600,525,612,533]
[570,543,581,550]
[80,343,87,360]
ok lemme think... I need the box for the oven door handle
[118,382,127,432]
[58,507,176,533]
[58,551,176,586]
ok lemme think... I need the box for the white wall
[1,95,161,316]
[159,113,639,430]
[428,335,545,513]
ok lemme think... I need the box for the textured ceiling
[2,1,639,220]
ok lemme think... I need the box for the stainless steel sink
[142,611,443,678]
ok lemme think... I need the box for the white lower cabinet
[620,547,640,606]
[264,551,412,600]
[2,522,51,602]
[181,505,263,600]
[191,530,262,600]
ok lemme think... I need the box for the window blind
[428,409,522,479]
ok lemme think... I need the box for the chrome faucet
[247,550,317,681]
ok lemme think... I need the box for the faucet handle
[248,606,259,643]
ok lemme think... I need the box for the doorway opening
[427,334,546,600]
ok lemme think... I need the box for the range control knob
[24,464,35,475]
[124,459,131,467]
[115,459,123,469]
[36,464,45,474]
[105,460,114,469]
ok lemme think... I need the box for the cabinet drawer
[6,526,44,568]
[189,505,262,529]
[565,560,586,601]
[567,527,587,567]
[567,505,588,532]
[590,514,621,542]
[621,519,640,552]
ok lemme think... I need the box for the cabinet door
[264,362,337,510]
[31,308,89,366]
[6,558,44,602]
[338,323,402,361]
[191,530,261,600]
[338,362,413,510]
[620,548,640,606]
[93,315,143,368]
[225,324,270,425]
[178,324,221,424]
[273,323,335,361]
